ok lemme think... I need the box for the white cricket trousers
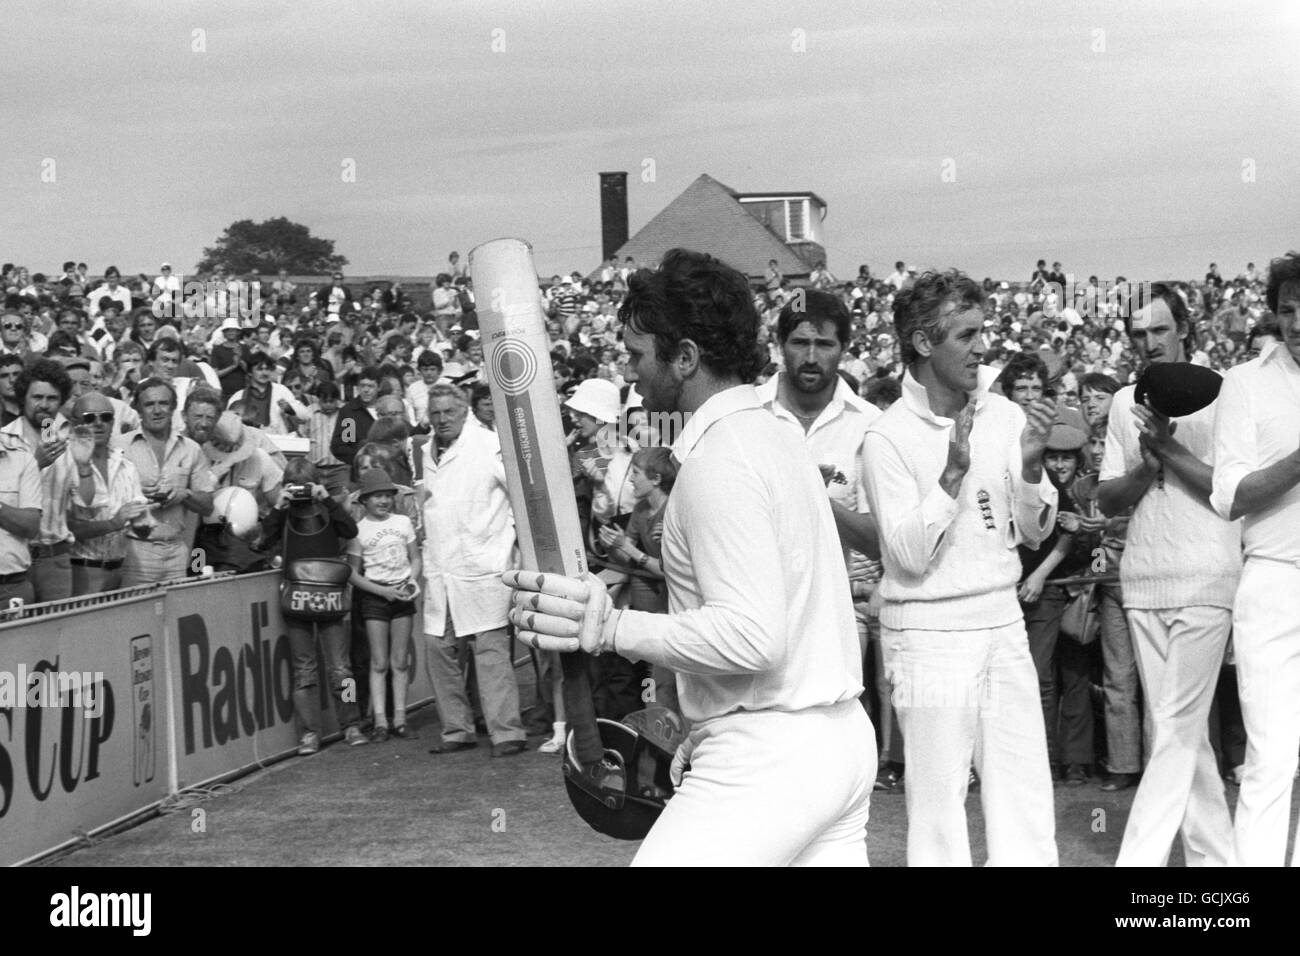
[1231,559,1300,867]
[1116,605,1232,867]
[881,620,1058,867]
[631,699,875,866]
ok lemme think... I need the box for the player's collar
[670,384,761,463]
[901,364,997,425]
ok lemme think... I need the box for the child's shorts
[358,590,416,622]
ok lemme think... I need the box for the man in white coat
[419,384,528,757]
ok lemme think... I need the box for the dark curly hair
[994,351,1049,396]
[776,289,851,345]
[619,248,765,383]
[14,357,73,406]
[892,270,983,366]
[1265,251,1300,315]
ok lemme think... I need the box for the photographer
[263,459,368,754]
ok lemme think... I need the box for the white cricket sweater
[1099,384,1241,610]
[862,368,1058,631]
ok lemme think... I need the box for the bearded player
[505,249,875,866]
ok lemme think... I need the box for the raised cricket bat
[470,238,601,762]
[470,238,588,578]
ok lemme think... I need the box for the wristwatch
[634,552,649,570]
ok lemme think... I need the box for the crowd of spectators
[0,251,1288,807]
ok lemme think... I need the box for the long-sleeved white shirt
[862,366,1057,631]
[612,385,863,724]
[1210,341,1300,563]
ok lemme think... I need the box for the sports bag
[281,558,352,622]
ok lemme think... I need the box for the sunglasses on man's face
[79,412,114,425]
[2,322,24,331]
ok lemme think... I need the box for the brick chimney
[599,172,629,262]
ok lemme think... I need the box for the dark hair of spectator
[417,349,443,368]
[147,338,181,361]
[133,376,177,410]
[1078,372,1121,396]
[45,330,81,355]
[892,269,983,366]
[619,248,764,383]
[184,385,224,414]
[358,365,382,384]
[995,351,1049,395]
[15,358,73,405]
[569,354,599,381]
[863,375,902,407]
[776,289,851,345]
[631,445,678,495]
[367,418,410,444]
[283,458,320,485]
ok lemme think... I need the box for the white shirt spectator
[86,284,133,318]
[67,448,144,562]
[349,513,417,584]
[1,414,77,547]
[153,272,182,299]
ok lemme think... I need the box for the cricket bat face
[471,238,588,579]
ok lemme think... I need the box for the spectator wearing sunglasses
[0,310,30,359]
[65,392,148,595]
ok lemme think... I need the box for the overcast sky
[3,0,1296,283]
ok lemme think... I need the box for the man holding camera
[264,460,369,754]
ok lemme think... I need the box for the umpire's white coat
[420,422,518,637]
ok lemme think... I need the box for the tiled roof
[614,174,819,280]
